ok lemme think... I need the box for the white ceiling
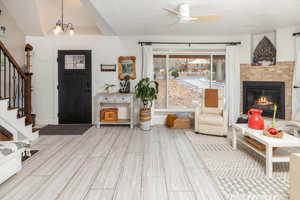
[88,0,300,35]
[3,0,300,36]
[36,0,101,34]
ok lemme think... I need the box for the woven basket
[140,108,151,122]
[244,136,277,151]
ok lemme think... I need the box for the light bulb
[69,27,75,36]
[53,25,62,35]
[53,20,62,35]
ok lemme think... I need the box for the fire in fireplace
[243,81,285,119]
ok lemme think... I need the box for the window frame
[153,50,225,112]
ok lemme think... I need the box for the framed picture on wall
[101,64,116,72]
[118,56,136,80]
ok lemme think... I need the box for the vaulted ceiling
[2,0,300,36]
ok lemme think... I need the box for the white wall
[0,1,25,64]
[276,26,296,62]
[26,34,251,125]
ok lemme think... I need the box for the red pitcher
[248,109,264,130]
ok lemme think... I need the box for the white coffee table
[232,123,300,177]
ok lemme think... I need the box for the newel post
[24,44,33,125]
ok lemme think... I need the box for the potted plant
[135,77,158,131]
[104,83,116,93]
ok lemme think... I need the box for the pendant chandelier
[53,0,75,36]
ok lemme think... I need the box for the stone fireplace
[240,62,294,120]
[243,81,285,119]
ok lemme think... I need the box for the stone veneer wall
[240,61,295,120]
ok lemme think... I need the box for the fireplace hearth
[243,81,285,119]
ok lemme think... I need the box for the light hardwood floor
[0,126,224,200]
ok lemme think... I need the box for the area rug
[185,131,299,200]
[39,124,92,135]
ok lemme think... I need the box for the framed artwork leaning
[118,56,136,80]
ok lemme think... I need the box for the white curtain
[142,45,154,79]
[292,38,300,119]
[225,45,241,126]
[141,45,154,125]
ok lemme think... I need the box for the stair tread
[0,126,13,140]
[17,114,26,119]
[8,107,18,111]
[25,121,32,126]
[32,128,40,133]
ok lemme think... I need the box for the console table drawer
[100,96,131,103]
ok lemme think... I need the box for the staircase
[0,41,38,142]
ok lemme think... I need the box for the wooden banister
[0,41,27,79]
[0,41,33,126]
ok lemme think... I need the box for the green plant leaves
[135,78,159,108]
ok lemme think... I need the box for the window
[65,55,85,70]
[154,53,225,110]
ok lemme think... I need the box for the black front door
[58,50,92,124]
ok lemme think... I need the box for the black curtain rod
[293,32,300,37]
[138,41,242,46]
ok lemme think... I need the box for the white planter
[140,120,151,131]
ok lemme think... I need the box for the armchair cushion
[202,107,222,115]
[290,153,300,200]
[197,113,224,126]
[204,89,219,107]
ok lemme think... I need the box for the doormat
[39,124,92,135]
[22,150,39,162]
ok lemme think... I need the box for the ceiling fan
[163,3,220,23]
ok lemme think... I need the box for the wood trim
[0,41,27,79]
[169,55,211,59]
[154,55,225,59]
[0,126,13,141]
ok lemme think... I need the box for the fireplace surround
[243,81,285,119]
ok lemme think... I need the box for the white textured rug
[185,131,299,200]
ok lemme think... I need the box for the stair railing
[0,41,33,125]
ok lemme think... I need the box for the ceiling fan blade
[162,8,180,16]
[191,15,220,23]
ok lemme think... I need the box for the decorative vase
[248,108,264,130]
[140,108,151,131]
[106,87,112,94]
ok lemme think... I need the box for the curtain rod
[138,41,242,46]
[293,32,300,37]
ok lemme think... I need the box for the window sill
[154,108,195,113]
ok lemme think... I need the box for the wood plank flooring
[0,126,223,200]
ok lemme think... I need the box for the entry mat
[39,124,92,135]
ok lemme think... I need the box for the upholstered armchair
[194,88,228,136]
[290,153,300,200]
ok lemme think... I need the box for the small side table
[94,93,134,128]
[232,123,300,178]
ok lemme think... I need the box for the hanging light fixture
[53,0,75,36]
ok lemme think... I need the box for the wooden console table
[94,93,134,128]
